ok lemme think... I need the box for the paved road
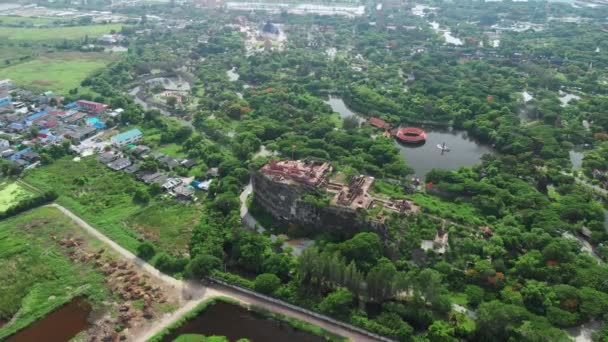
[48,204,383,342]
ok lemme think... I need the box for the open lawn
[0,207,108,339]
[0,53,115,94]
[157,143,188,158]
[23,157,197,254]
[0,181,35,212]
[407,192,485,227]
[127,202,200,254]
[0,24,122,41]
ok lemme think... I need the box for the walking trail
[48,204,382,342]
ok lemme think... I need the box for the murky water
[6,298,92,342]
[396,129,493,177]
[325,96,493,177]
[162,301,325,342]
[324,96,365,123]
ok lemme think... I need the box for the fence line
[206,277,395,342]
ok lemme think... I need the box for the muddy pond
[6,298,92,342]
[162,302,325,342]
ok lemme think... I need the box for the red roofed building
[76,100,108,114]
[395,127,426,144]
[367,117,390,130]
[44,120,57,128]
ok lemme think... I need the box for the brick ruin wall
[250,169,388,240]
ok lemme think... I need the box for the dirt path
[48,204,385,342]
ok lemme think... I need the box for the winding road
[47,204,386,342]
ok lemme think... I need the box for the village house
[131,145,151,158]
[107,158,132,171]
[76,100,108,114]
[124,163,140,174]
[111,129,143,147]
[173,183,194,200]
[97,153,118,164]
[0,138,9,150]
[162,178,182,191]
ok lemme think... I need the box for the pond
[7,298,92,342]
[396,128,493,178]
[324,96,365,124]
[325,96,493,178]
[161,301,325,342]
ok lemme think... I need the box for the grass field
[127,202,200,254]
[0,16,65,26]
[408,192,485,226]
[0,23,122,41]
[0,181,35,212]
[24,157,197,254]
[157,143,188,158]
[0,207,108,339]
[0,53,115,94]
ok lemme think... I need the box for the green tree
[133,188,151,204]
[136,241,155,260]
[342,116,360,131]
[254,273,281,295]
[186,254,221,279]
[427,320,458,342]
[366,258,397,302]
[166,96,178,109]
[339,232,383,272]
[318,289,353,318]
[465,285,485,308]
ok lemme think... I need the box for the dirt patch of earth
[33,79,53,86]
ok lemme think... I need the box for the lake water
[325,96,493,177]
[161,301,325,342]
[396,129,493,178]
[7,298,92,342]
[324,96,366,124]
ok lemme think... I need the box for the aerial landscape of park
[0,0,607,341]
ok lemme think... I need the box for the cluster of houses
[96,128,215,202]
[0,79,118,169]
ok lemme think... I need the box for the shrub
[155,252,188,275]
[137,241,156,260]
[254,273,281,295]
[186,254,222,279]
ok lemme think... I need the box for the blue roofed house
[111,128,143,147]
[86,117,107,130]
[0,91,11,109]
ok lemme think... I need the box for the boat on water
[437,142,450,152]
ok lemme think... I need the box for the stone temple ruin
[252,159,419,237]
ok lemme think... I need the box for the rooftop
[112,128,143,143]
[260,159,331,187]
